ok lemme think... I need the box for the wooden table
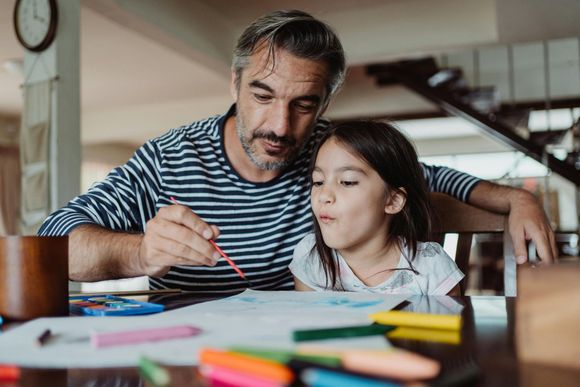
[5,293,580,386]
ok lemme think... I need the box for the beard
[236,113,302,171]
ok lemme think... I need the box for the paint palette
[69,295,165,316]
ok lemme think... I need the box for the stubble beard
[235,114,302,171]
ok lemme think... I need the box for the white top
[289,233,464,295]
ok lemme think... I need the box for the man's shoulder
[151,113,224,150]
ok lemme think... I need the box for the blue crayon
[301,368,401,387]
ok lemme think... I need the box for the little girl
[290,120,463,295]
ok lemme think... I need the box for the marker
[198,347,294,384]
[293,324,395,342]
[201,365,285,387]
[36,329,51,347]
[369,310,462,331]
[169,196,249,283]
[91,325,202,348]
[302,368,401,387]
[138,357,170,387]
[0,365,21,382]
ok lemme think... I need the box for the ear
[230,68,239,102]
[385,188,407,215]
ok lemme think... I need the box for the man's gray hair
[233,9,346,100]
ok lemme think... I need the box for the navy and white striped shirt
[39,106,480,292]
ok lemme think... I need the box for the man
[39,10,556,292]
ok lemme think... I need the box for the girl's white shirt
[290,233,464,295]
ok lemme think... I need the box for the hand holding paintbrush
[169,197,250,284]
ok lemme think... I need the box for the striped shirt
[38,106,481,293]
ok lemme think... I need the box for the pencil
[169,197,249,282]
[36,329,51,347]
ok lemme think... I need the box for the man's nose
[270,104,291,138]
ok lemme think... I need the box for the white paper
[0,290,407,368]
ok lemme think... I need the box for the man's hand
[137,203,221,277]
[468,181,557,264]
[506,190,557,263]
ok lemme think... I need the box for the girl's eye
[341,180,358,187]
[311,180,323,187]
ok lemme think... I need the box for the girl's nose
[318,186,334,204]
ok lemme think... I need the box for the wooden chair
[429,193,517,296]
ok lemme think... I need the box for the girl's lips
[318,214,335,224]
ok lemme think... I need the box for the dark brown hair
[310,120,433,290]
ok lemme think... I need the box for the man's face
[231,47,329,171]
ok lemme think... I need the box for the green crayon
[138,356,170,387]
[293,324,395,342]
[229,346,342,367]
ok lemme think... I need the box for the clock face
[14,0,58,52]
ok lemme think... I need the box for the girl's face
[311,138,395,254]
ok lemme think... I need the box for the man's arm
[68,225,144,281]
[39,140,221,282]
[67,203,222,282]
[468,180,557,263]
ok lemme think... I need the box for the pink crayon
[91,325,201,348]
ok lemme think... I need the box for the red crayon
[0,365,21,382]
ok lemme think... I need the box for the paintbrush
[169,197,251,286]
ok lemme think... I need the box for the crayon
[138,356,170,387]
[198,347,294,384]
[92,325,201,348]
[293,324,395,341]
[228,346,342,367]
[369,310,462,331]
[296,347,440,381]
[387,326,461,345]
[301,368,401,387]
[36,328,52,347]
[288,358,401,384]
[0,365,21,382]
[341,349,440,380]
[201,365,285,387]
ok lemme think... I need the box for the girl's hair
[233,9,345,101]
[309,120,433,290]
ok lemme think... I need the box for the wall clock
[14,0,58,52]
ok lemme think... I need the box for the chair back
[429,193,516,296]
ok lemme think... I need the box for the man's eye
[294,102,317,113]
[254,94,271,102]
[341,180,358,187]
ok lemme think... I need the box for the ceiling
[1,0,579,146]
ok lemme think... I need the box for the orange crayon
[199,348,294,384]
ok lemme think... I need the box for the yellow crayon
[369,310,462,331]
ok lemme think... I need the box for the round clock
[13,0,58,52]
